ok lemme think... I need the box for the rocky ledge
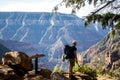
[0,51,108,80]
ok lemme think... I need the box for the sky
[0,0,94,18]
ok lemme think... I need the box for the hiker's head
[72,40,77,46]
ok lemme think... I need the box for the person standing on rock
[69,40,78,77]
[63,40,78,78]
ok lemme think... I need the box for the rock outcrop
[82,35,120,71]
[37,68,52,79]
[51,72,69,80]
[50,72,97,80]
[0,51,102,80]
[2,51,33,76]
[0,65,16,80]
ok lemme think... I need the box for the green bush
[96,67,103,75]
[53,65,63,73]
[73,65,97,77]
[107,68,120,80]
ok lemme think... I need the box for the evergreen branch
[90,0,116,16]
[113,6,120,9]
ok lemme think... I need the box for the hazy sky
[0,0,94,18]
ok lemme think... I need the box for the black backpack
[64,45,74,59]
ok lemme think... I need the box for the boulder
[25,69,51,80]
[62,72,96,80]
[37,68,52,79]
[50,72,69,80]
[73,72,96,80]
[0,65,16,80]
[24,74,48,80]
[2,51,33,76]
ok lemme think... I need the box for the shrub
[73,65,97,77]
[53,65,63,73]
[96,67,103,75]
[107,68,120,80]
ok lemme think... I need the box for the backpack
[63,45,74,59]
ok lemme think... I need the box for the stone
[2,51,33,76]
[0,65,16,80]
[37,68,52,79]
[50,72,69,80]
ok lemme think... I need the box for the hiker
[63,40,78,77]
[69,40,78,77]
